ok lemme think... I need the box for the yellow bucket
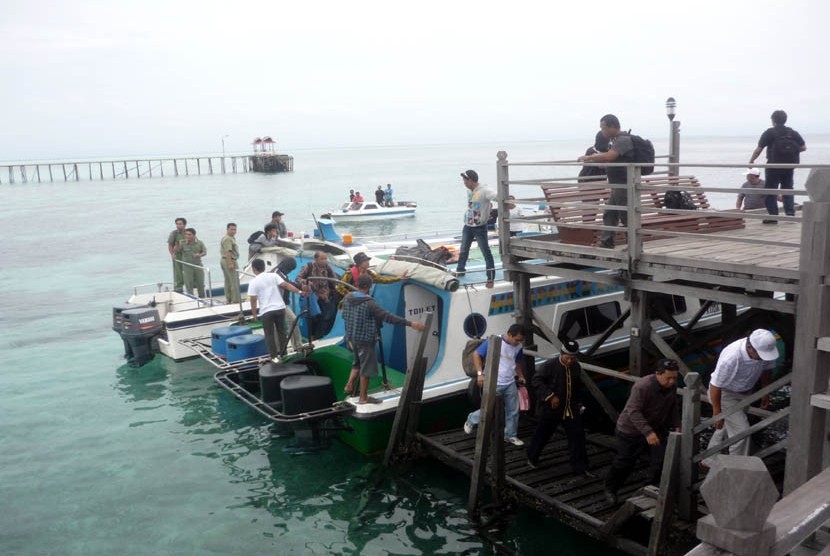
[342,233,353,245]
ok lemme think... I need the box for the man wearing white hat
[706,329,779,458]
[735,168,766,211]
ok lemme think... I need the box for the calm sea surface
[1,136,828,555]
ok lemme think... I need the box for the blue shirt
[477,337,523,386]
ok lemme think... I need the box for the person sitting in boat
[180,227,207,297]
[335,252,407,300]
[248,223,280,259]
[297,251,340,338]
[263,211,287,238]
[342,274,426,404]
[353,191,364,202]
[463,323,527,446]
[384,183,394,207]
[375,185,385,205]
[525,340,596,478]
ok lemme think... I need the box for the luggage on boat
[393,239,453,270]
[211,325,252,358]
[118,307,162,367]
[226,334,268,362]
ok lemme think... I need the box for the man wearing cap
[526,340,595,477]
[342,274,426,404]
[265,211,287,238]
[706,329,779,459]
[604,359,681,504]
[335,251,406,299]
[736,169,767,211]
[463,324,528,446]
[577,114,633,248]
[456,169,497,288]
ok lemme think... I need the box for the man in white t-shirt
[706,329,779,459]
[463,324,527,446]
[248,258,306,360]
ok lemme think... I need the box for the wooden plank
[811,392,830,410]
[468,335,502,518]
[770,467,830,556]
[648,432,681,556]
[580,367,619,422]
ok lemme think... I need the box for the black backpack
[664,190,697,211]
[770,129,801,163]
[247,231,263,245]
[628,133,655,175]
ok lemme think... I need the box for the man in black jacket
[525,340,595,477]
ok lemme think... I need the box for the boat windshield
[349,202,363,210]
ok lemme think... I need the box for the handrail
[694,372,792,433]
[175,259,213,302]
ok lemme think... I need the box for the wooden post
[159,160,164,177]
[111,162,115,179]
[382,312,434,467]
[496,151,512,269]
[62,164,67,181]
[49,164,54,182]
[185,159,190,176]
[148,160,152,178]
[74,163,79,181]
[99,162,104,180]
[196,158,201,175]
[8,166,13,184]
[232,157,237,173]
[36,165,41,183]
[88,163,92,180]
[173,159,179,177]
[648,432,681,556]
[491,395,506,504]
[123,161,128,179]
[678,372,701,520]
[784,200,830,494]
[21,166,27,183]
[627,165,643,270]
[135,161,140,178]
[629,288,650,376]
[208,158,213,175]
[468,335,502,520]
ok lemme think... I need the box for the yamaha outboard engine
[119,307,162,367]
[112,303,146,360]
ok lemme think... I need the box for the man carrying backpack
[749,110,807,222]
[578,114,653,248]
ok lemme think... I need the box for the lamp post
[666,98,680,177]
[221,135,229,173]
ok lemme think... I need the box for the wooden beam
[678,373,701,521]
[468,335,502,519]
[647,432,681,556]
[579,367,619,423]
[629,279,795,314]
[649,329,692,376]
[629,289,649,376]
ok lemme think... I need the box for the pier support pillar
[785,184,830,494]
[629,288,651,376]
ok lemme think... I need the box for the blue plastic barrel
[211,325,252,357]
[226,334,268,362]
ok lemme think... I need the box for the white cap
[745,168,762,177]
[749,329,779,361]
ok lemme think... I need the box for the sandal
[357,396,383,405]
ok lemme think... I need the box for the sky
[1,0,827,159]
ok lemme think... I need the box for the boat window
[365,204,378,210]
[463,313,487,339]
[350,202,362,210]
[652,293,688,316]
[558,301,621,341]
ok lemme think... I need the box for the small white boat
[323,200,417,222]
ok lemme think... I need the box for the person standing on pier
[264,211,287,238]
[577,114,633,248]
[455,169,497,288]
[749,110,807,222]
[463,324,527,446]
[220,223,241,304]
[736,168,767,211]
[706,329,779,459]
[342,274,426,404]
[248,258,306,361]
[526,340,595,477]
[167,217,187,293]
[604,358,681,505]
[180,227,207,297]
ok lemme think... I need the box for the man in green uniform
[181,227,207,297]
[221,223,240,304]
[167,217,187,292]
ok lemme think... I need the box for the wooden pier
[385,142,830,554]
[0,152,292,184]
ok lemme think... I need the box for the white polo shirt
[247,272,286,315]
[710,337,775,393]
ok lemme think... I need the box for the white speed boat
[322,200,417,222]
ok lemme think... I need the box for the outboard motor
[112,303,146,360]
[119,307,162,367]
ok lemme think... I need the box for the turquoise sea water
[2,137,827,555]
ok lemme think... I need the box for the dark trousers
[764,168,795,216]
[261,309,287,358]
[456,224,496,281]
[526,411,588,474]
[600,187,628,247]
[310,295,337,339]
[605,430,667,494]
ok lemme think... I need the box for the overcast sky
[2,0,826,159]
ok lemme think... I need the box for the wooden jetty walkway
[384,139,830,554]
[0,152,293,184]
